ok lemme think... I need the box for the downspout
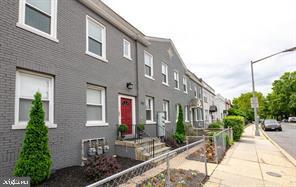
[135,41,140,125]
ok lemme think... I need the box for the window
[194,87,198,98]
[145,96,154,122]
[174,71,179,89]
[198,87,202,99]
[86,16,107,61]
[176,104,180,121]
[161,63,168,85]
[86,85,107,126]
[163,100,169,121]
[183,76,188,93]
[144,51,153,78]
[204,96,208,103]
[184,106,189,122]
[189,81,192,90]
[13,70,55,129]
[123,39,131,59]
[197,108,203,121]
[17,0,58,41]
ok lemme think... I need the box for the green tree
[14,92,52,184]
[230,92,265,121]
[174,105,185,144]
[267,71,296,119]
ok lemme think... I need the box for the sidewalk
[205,125,296,187]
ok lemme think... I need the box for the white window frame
[86,15,108,63]
[13,70,56,130]
[163,100,170,122]
[123,39,131,60]
[145,96,155,123]
[17,0,58,42]
[185,106,189,122]
[174,71,180,90]
[161,62,169,86]
[183,76,188,93]
[86,84,108,127]
[189,81,192,90]
[176,104,180,122]
[144,51,154,80]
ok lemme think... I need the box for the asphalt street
[265,122,296,159]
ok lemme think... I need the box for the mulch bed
[140,169,207,187]
[186,143,217,163]
[35,156,143,187]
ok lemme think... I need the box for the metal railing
[86,139,207,187]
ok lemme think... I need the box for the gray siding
[0,0,204,176]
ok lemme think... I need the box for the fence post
[166,153,170,187]
[222,131,226,152]
[152,139,155,158]
[213,134,218,164]
[203,135,208,176]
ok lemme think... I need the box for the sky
[102,0,296,99]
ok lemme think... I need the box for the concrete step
[142,146,171,160]
[137,142,166,152]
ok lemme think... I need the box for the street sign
[251,96,259,108]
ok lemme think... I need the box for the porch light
[126,82,134,89]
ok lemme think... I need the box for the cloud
[103,0,296,99]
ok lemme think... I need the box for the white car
[288,117,296,123]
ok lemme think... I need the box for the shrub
[137,124,145,131]
[118,124,128,133]
[84,155,121,181]
[185,123,197,136]
[14,92,52,184]
[208,120,224,129]
[223,116,244,141]
[174,105,185,144]
[164,135,180,149]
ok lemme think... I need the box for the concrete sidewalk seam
[260,128,296,167]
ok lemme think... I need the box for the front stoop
[115,138,171,161]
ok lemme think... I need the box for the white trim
[118,95,136,136]
[144,51,154,78]
[162,82,169,87]
[123,39,132,60]
[146,121,156,124]
[163,100,169,121]
[86,15,108,62]
[145,75,155,81]
[14,70,55,129]
[17,0,58,42]
[86,85,107,126]
[185,106,189,122]
[183,76,188,94]
[194,86,198,98]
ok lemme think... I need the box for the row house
[0,0,204,175]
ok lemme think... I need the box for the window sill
[146,121,156,124]
[165,121,171,123]
[16,22,58,43]
[12,122,57,130]
[123,55,133,61]
[85,51,109,63]
[174,87,180,91]
[162,82,169,87]
[184,91,188,94]
[85,122,109,127]
[145,75,155,81]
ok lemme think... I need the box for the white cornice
[79,0,150,46]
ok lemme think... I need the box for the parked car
[288,117,296,123]
[282,119,288,122]
[262,119,282,131]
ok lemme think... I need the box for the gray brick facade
[0,0,203,176]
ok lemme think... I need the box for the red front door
[121,97,133,135]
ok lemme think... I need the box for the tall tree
[14,92,52,184]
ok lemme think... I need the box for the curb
[260,128,296,167]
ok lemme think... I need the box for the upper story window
[86,16,107,62]
[86,84,107,126]
[163,100,169,121]
[161,62,168,85]
[174,71,179,89]
[123,39,131,60]
[194,86,198,98]
[183,76,188,93]
[144,51,154,79]
[198,87,202,99]
[189,81,192,90]
[204,96,208,103]
[13,70,55,129]
[145,96,154,122]
[17,0,58,41]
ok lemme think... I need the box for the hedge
[223,116,245,141]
